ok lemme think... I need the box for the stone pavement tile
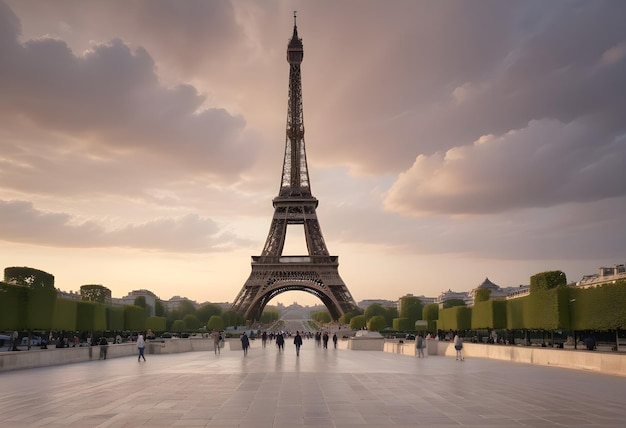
[331,416,368,425]
[272,415,304,427]
[515,419,560,426]
[170,419,209,427]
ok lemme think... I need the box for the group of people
[234,330,340,357]
[94,331,147,361]
[313,331,338,349]
[414,331,464,360]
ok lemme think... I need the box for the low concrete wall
[384,339,626,377]
[0,343,138,371]
[148,337,213,354]
[0,338,220,371]
[348,337,385,351]
[383,340,432,357]
[228,339,242,351]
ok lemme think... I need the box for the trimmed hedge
[52,298,77,331]
[399,296,423,326]
[0,282,57,330]
[570,281,626,330]
[393,317,412,331]
[422,304,439,333]
[106,306,125,331]
[439,306,472,331]
[0,282,28,330]
[4,266,55,289]
[471,299,507,329]
[124,305,146,331]
[529,270,566,293]
[146,316,166,332]
[76,301,106,331]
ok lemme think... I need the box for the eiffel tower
[232,14,359,322]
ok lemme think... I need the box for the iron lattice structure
[231,16,359,321]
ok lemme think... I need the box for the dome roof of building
[478,277,500,290]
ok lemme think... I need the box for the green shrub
[367,315,387,331]
[350,315,366,330]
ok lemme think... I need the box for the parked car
[0,334,11,347]
[21,336,43,346]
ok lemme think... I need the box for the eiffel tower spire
[281,11,310,197]
[231,16,359,322]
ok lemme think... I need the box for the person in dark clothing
[276,332,285,352]
[98,336,109,360]
[294,331,303,356]
[241,332,250,356]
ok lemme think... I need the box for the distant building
[469,277,530,304]
[162,295,198,312]
[576,262,626,288]
[469,277,506,302]
[503,285,530,300]
[56,289,81,301]
[435,289,471,307]
[114,289,158,316]
[357,299,398,309]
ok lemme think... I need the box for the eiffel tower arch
[232,15,359,322]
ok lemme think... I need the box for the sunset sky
[1,1,625,307]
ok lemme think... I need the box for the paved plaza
[2,340,626,427]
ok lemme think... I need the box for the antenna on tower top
[293,11,297,26]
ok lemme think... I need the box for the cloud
[383,118,626,216]
[0,3,256,195]
[295,1,626,181]
[0,200,248,252]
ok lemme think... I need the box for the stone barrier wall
[347,337,385,351]
[0,342,137,371]
[384,339,626,377]
[0,338,216,371]
[5,336,624,376]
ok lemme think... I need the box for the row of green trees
[341,272,626,340]
[0,279,164,333]
[433,278,626,335]
[5,265,624,340]
[0,267,248,336]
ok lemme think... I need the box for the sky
[1,0,625,308]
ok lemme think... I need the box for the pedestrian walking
[323,332,329,349]
[453,332,464,361]
[294,331,303,356]
[276,332,285,352]
[137,333,146,362]
[416,334,425,358]
[211,330,221,355]
[241,332,250,356]
[332,333,338,349]
[98,336,108,360]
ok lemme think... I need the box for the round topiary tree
[172,319,185,333]
[367,315,387,332]
[350,315,366,330]
[207,315,224,332]
[183,314,200,331]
